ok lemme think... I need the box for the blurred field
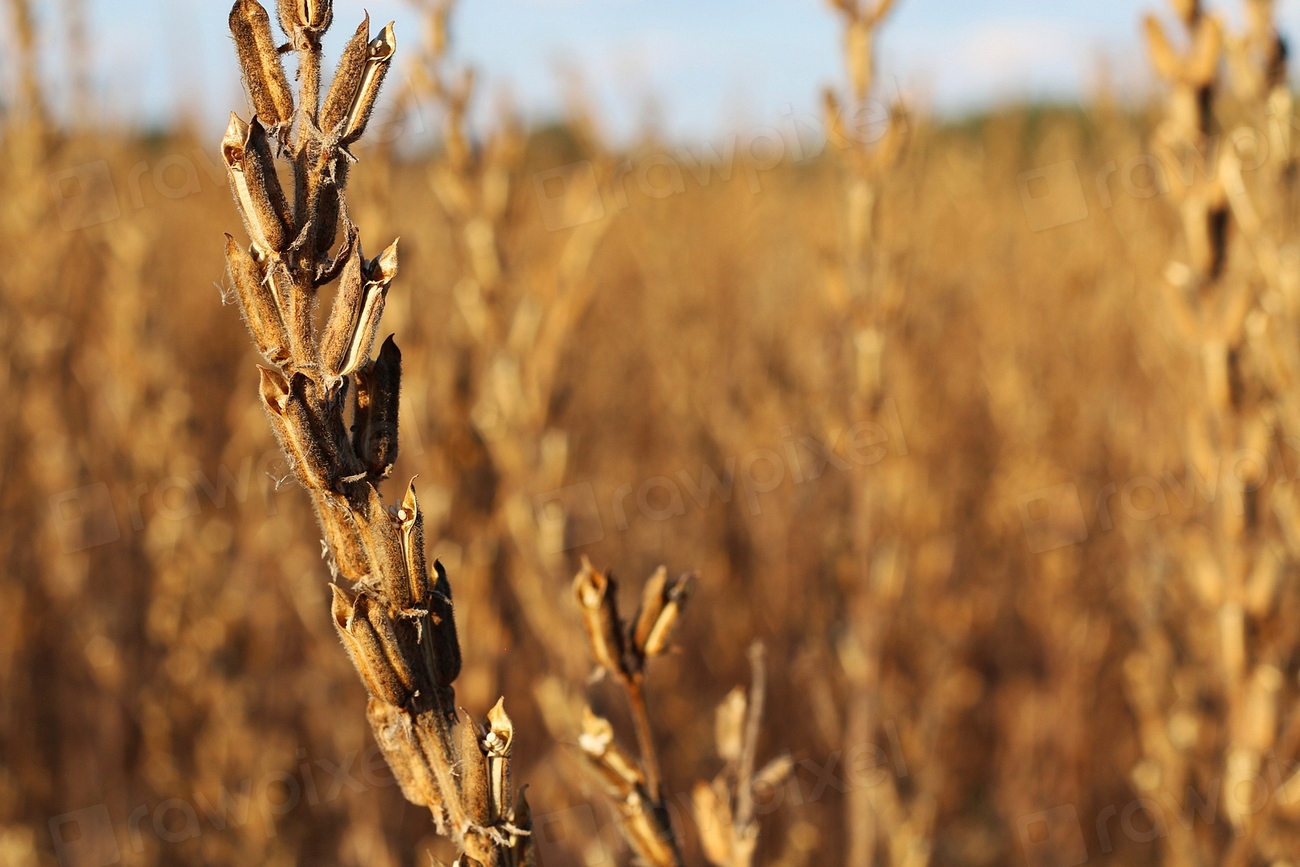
[7,1,1300,866]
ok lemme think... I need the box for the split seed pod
[223,114,292,257]
[573,560,628,678]
[331,586,414,706]
[351,335,401,478]
[225,234,290,364]
[259,368,334,489]
[229,0,294,127]
[322,16,371,133]
[323,240,399,381]
[428,561,462,688]
[631,569,692,661]
[342,23,397,145]
[484,698,514,822]
[578,708,644,797]
[277,0,331,38]
[398,480,431,605]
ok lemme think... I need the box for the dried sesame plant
[813,3,963,866]
[570,561,791,867]
[1125,2,1300,865]
[221,2,531,863]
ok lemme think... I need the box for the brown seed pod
[366,699,442,810]
[460,715,490,826]
[320,239,366,381]
[484,698,514,822]
[342,22,397,145]
[356,485,412,609]
[225,234,290,364]
[322,15,370,133]
[229,0,294,127]
[631,570,692,660]
[222,114,292,256]
[277,0,331,38]
[259,367,334,490]
[573,559,628,679]
[428,561,462,688]
[352,335,401,478]
[399,480,430,605]
[331,586,412,706]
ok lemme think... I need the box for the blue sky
[14,0,1300,139]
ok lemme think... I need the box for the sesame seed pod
[229,0,295,127]
[332,587,411,706]
[277,0,331,39]
[399,480,431,604]
[429,561,462,688]
[322,16,370,134]
[573,560,628,679]
[258,367,333,490]
[224,234,290,365]
[484,699,514,822]
[320,239,365,381]
[357,485,413,609]
[366,699,442,811]
[352,335,401,478]
[222,114,292,256]
[459,716,490,826]
[342,23,396,145]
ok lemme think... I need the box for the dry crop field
[6,0,1300,865]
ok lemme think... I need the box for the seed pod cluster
[573,559,692,680]
[224,4,531,862]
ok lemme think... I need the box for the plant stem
[624,674,662,802]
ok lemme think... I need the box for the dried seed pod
[692,780,734,867]
[342,22,397,144]
[399,480,431,605]
[460,716,490,825]
[484,698,514,821]
[320,240,365,380]
[322,15,370,133]
[573,560,628,678]
[366,698,442,810]
[259,367,334,489]
[714,686,747,764]
[229,0,294,127]
[578,707,643,794]
[632,571,692,660]
[225,234,290,364]
[325,240,399,380]
[357,485,412,608]
[277,0,331,38]
[222,114,292,256]
[331,586,412,706]
[352,335,401,478]
[428,561,462,688]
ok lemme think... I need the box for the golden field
[5,1,1300,866]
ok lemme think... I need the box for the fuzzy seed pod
[631,569,692,660]
[320,240,365,380]
[428,561,462,688]
[324,240,399,380]
[399,480,431,605]
[331,586,413,706]
[229,0,294,127]
[277,0,331,38]
[342,23,396,144]
[225,234,290,364]
[222,114,292,257]
[460,715,490,826]
[573,560,628,678]
[259,368,334,489]
[366,698,442,810]
[357,485,412,608]
[351,335,401,478]
[322,16,371,133]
